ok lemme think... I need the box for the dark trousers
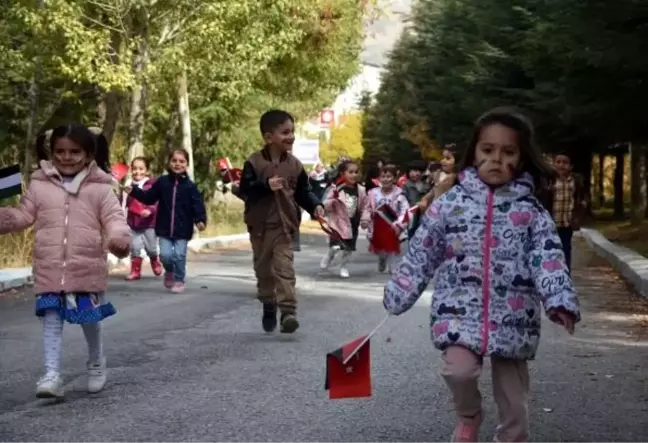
[557,227,573,272]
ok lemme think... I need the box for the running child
[430,144,458,200]
[123,156,162,280]
[320,159,370,278]
[0,124,131,398]
[126,149,207,294]
[239,109,324,334]
[384,107,580,442]
[402,160,433,237]
[363,164,409,273]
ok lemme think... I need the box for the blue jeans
[158,237,188,282]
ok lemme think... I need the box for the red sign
[320,109,335,126]
[217,157,232,170]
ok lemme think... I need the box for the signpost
[292,139,320,165]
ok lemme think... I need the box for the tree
[320,113,364,164]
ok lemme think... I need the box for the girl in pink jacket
[319,160,370,278]
[0,124,130,399]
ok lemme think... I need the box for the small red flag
[397,174,407,188]
[325,335,372,399]
[371,178,380,187]
[111,163,129,182]
[217,157,232,170]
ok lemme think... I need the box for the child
[402,160,433,237]
[364,164,409,273]
[430,144,458,200]
[320,160,370,278]
[0,124,131,398]
[383,108,580,443]
[123,156,162,280]
[126,149,207,294]
[542,152,587,271]
[239,109,324,334]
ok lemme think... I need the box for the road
[0,234,647,442]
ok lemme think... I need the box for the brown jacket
[239,147,320,236]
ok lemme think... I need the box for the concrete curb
[580,227,648,298]
[0,233,251,292]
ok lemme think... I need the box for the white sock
[81,322,103,364]
[42,310,63,375]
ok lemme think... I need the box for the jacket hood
[33,160,113,195]
[457,167,534,206]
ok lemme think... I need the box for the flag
[217,157,233,170]
[369,204,401,254]
[325,315,390,400]
[397,174,407,188]
[111,163,129,182]
[371,178,380,187]
[325,335,372,399]
[0,164,22,200]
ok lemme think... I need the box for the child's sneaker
[87,358,107,393]
[320,249,336,270]
[36,372,64,398]
[280,312,299,333]
[164,272,174,289]
[262,303,277,332]
[378,256,387,272]
[339,266,350,278]
[170,282,185,293]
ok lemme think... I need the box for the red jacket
[125,178,157,230]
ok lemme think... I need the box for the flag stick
[342,313,391,365]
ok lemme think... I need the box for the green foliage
[363,0,648,166]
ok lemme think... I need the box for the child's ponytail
[89,127,110,173]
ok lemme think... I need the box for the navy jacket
[130,172,207,240]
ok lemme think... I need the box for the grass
[0,201,247,269]
[587,208,648,257]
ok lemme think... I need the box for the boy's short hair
[407,160,427,173]
[554,151,571,162]
[259,109,294,135]
[381,164,398,176]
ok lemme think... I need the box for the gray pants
[131,228,158,258]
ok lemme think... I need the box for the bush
[0,202,246,269]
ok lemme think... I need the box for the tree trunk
[630,144,645,224]
[613,148,625,219]
[127,26,149,162]
[165,111,179,153]
[23,0,45,177]
[598,152,605,207]
[177,70,194,180]
[99,29,123,147]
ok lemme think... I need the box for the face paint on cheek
[507,163,517,175]
[475,159,487,170]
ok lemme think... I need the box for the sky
[361,0,411,66]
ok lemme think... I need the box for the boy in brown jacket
[239,110,324,334]
[543,152,587,272]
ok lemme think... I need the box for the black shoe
[262,303,277,332]
[280,312,299,334]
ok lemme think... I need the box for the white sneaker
[320,250,336,270]
[339,266,350,278]
[87,358,107,393]
[36,372,64,398]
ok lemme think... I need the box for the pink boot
[150,255,163,276]
[170,282,185,293]
[125,257,142,281]
[163,272,174,289]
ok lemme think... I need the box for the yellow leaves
[320,112,365,164]
[400,119,441,160]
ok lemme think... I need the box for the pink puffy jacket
[323,184,371,239]
[0,160,130,294]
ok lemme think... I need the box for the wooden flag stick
[342,313,391,365]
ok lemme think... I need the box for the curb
[0,233,251,293]
[580,227,648,298]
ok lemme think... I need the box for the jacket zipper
[170,178,178,237]
[61,195,70,287]
[481,190,495,355]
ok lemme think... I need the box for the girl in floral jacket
[384,108,580,443]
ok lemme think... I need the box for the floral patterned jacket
[384,168,580,360]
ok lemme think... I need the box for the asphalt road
[0,234,647,442]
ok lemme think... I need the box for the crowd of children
[3,106,585,442]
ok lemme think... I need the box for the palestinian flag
[0,164,22,200]
[325,335,372,399]
[370,204,401,254]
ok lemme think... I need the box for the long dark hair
[36,124,110,173]
[457,107,555,190]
